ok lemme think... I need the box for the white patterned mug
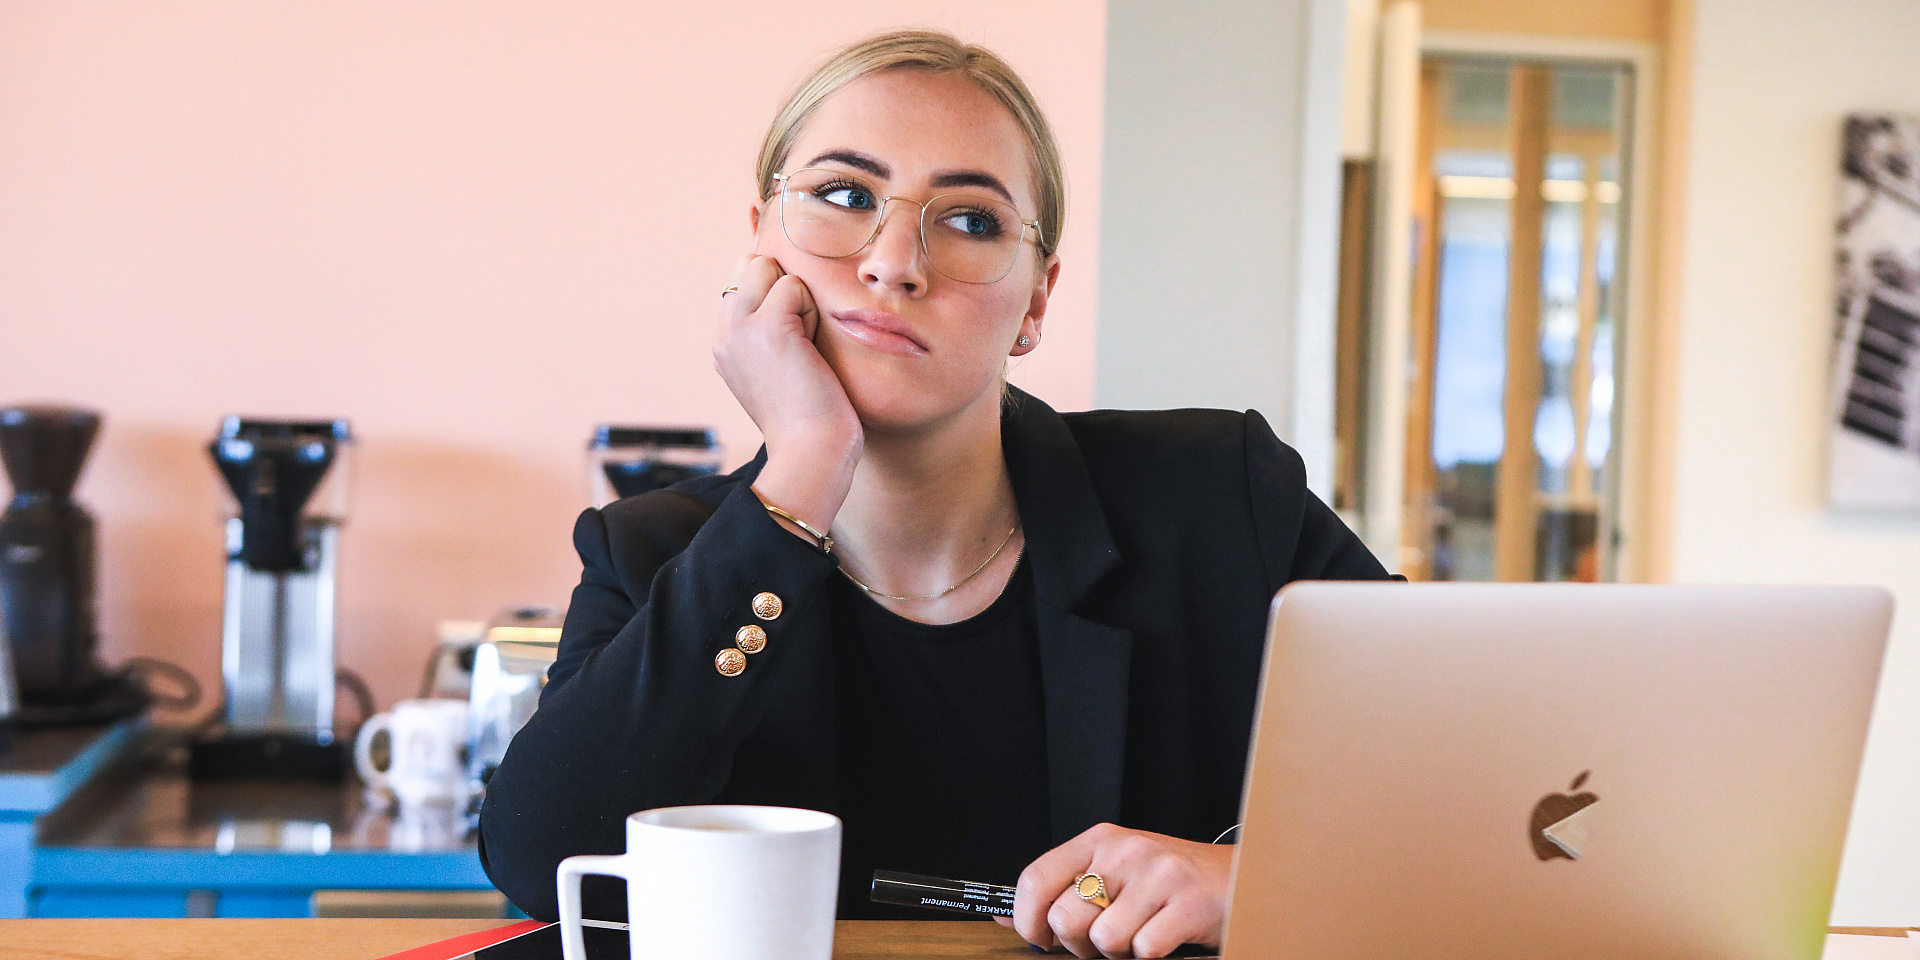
[557,805,841,960]
[353,698,469,811]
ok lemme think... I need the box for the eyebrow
[806,150,889,178]
[930,171,1017,206]
[804,149,1020,207]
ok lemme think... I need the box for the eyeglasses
[772,167,1042,285]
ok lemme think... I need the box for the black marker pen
[871,870,1017,917]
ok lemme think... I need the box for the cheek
[753,224,844,289]
[753,203,812,262]
[965,275,1037,334]
[938,291,1030,370]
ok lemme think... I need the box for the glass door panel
[1414,57,1632,582]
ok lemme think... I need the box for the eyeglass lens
[778,168,1028,284]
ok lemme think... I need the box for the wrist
[753,436,859,534]
[756,497,835,554]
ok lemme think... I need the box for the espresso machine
[588,426,722,506]
[189,417,352,780]
[0,404,147,727]
[464,606,562,824]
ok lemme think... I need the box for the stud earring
[1017,336,1032,347]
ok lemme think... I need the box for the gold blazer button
[735,624,768,654]
[751,592,783,621]
[714,647,747,677]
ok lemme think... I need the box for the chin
[844,382,949,434]
[837,366,987,435]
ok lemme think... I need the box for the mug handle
[353,711,394,790]
[558,854,631,960]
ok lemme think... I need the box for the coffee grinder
[189,417,351,780]
[0,627,16,745]
[0,404,147,727]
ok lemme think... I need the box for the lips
[829,308,929,356]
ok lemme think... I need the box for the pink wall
[0,2,1105,714]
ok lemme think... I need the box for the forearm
[478,488,837,919]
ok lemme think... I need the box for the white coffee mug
[354,698,469,810]
[557,805,841,960]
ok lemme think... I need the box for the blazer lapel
[1032,604,1134,842]
[1002,389,1134,843]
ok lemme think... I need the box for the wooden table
[3,920,1911,960]
[0,918,1046,960]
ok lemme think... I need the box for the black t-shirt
[829,556,1053,919]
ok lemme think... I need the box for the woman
[480,30,1390,959]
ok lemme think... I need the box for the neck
[830,388,1018,597]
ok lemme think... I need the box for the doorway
[1341,50,1641,583]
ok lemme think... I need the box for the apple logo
[1529,771,1599,861]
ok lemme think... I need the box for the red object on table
[374,919,547,960]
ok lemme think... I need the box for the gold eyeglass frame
[772,168,1043,285]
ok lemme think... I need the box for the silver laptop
[1224,583,1891,960]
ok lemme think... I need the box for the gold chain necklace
[838,524,1021,603]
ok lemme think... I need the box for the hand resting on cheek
[712,253,863,538]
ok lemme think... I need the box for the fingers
[1046,893,1108,958]
[720,255,819,339]
[1127,897,1213,960]
[1015,825,1109,949]
[1047,882,1196,960]
[1086,878,1170,959]
[764,273,821,339]
[723,255,785,319]
[1019,826,1233,959]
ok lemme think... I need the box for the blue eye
[816,183,876,210]
[940,209,1003,239]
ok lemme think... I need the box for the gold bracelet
[759,499,834,555]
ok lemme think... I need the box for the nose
[856,198,929,297]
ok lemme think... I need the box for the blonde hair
[756,30,1066,258]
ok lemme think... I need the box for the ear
[750,200,776,257]
[1010,254,1060,357]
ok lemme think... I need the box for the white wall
[1673,0,1920,925]
[1095,0,1347,493]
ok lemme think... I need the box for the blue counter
[0,720,142,917]
[13,725,497,918]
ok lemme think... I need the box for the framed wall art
[1830,114,1920,508]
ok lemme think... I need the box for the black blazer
[479,389,1390,920]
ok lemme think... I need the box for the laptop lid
[1224,583,1891,960]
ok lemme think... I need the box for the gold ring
[1072,873,1110,909]
[721,285,740,297]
